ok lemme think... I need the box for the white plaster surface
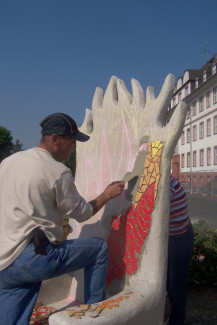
[48,74,187,324]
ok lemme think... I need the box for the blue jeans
[0,237,108,325]
[167,224,194,325]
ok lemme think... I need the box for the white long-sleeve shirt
[0,147,93,271]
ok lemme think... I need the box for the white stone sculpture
[49,74,187,325]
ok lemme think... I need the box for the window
[199,122,204,139]
[206,91,211,108]
[181,154,185,168]
[192,102,197,116]
[207,147,211,165]
[186,108,190,120]
[207,119,211,136]
[212,64,217,75]
[181,131,185,145]
[213,87,217,104]
[193,125,197,141]
[199,96,204,112]
[214,116,217,134]
[187,152,190,167]
[185,86,189,96]
[187,128,190,143]
[203,70,207,82]
[172,97,176,107]
[214,146,217,165]
[193,151,197,167]
[178,92,182,103]
[200,149,204,166]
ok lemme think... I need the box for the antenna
[203,42,214,61]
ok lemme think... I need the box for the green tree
[64,150,76,177]
[12,138,23,153]
[0,126,13,162]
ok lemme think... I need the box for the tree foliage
[188,219,217,288]
[0,126,13,162]
[64,150,76,177]
[12,138,23,153]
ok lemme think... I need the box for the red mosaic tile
[106,182,156,285]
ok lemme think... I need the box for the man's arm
[89,181,125,216]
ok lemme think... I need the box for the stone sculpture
[49,74,187,325]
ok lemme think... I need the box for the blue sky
[1,0,217,149]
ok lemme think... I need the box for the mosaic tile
[106,141,163,285]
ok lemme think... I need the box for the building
[168,54,217,193]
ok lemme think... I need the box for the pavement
[187,194,217,229]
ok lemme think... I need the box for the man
[0,113,125,325]
[166,175,194,325]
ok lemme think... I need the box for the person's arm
[89,181,125,216]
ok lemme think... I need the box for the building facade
[169,54,217,193]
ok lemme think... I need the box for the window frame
[193,125,197,141]
[200,149,204,166]
[187,128,190,143]
[199,122,204,139]
[193,150,197,167]
[214,116,217,134]
[187,152,190,167]
[206,91,211,108]
[199,96,204,112]
[214,146,217,165]
[207,119,211,137]
[192,101,197,116]
[181,153,185,168]
[207,147,211,166]
[213,87,217,104]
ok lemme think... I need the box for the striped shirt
[169,176,191,235]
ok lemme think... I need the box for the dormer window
[195,77,199,88]
[203,70,207,82]
[212,64,216,75]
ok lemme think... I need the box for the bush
[188,219,217,288]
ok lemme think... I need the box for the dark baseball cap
[40,113,90,142]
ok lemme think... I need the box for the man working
[0,113,125,325]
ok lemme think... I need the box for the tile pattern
[106,141,162,285]
[30,305,57,324]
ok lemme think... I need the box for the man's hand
[89,181,125,216]
[104,181,125,200]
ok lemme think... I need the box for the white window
[206,91,211,108]
[193,151,197,167]
[186,108,190,120]
[187,152,190,167]
[200,149,204,166]
[214,146,217,165]
[203,70,207,82]
[181,154,185,168]
[187,128,190,143]
[207,119,211,136]
[192,102,197,116]
[193,125,197,141]
[181,131,185,145]
[214,116,217,134]
[199,96,204,112]
[207,148,211,165]
[199,122,204,139]
[213,87,217,104]
[212,64,217,75]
